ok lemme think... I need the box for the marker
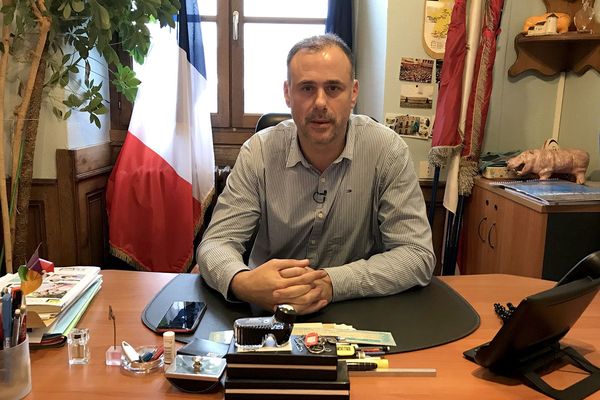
[121,341,140,362]
[346,362,378,371]
[2,292,12,349]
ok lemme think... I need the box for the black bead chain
[493,302,516,323]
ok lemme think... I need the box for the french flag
[106,0,214,273]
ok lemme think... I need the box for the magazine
[0,266,101,315]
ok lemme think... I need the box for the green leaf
[63,110,72,120]
[72,1,85,13]
[95,104,108,115]
[52,107,63,119]
[63,3,72,19]
[89,113,101,128]
[97,5,110,30]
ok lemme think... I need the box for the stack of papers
[0,266,102,346]
[498,179,600,205]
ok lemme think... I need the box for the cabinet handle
[488,222,497,249]
[477,217,487,243]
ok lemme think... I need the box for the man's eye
[326,86,342,94]
[300,86,314,92]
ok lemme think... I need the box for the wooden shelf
[508,0,600,77]
[509,32,600,77]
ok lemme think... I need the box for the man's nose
[314,87,327,109]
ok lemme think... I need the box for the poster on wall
[400,83,434,109]
[423,0,454,59]
[399,57,434,83]
[385,113,433,140]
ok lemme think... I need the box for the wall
[32,48,110,179]
[355,0,600,181]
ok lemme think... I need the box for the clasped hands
[230,259,332,315]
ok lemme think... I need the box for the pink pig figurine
[506,148,589,184]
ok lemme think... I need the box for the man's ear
[350,79,359,107]
[283,80,291,107]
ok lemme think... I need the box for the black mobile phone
[156,301,207,333]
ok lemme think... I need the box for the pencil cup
[0,337,32,399]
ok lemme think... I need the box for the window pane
[198,0,217,16]
[201,22,218,113]
[244,0,327,18]
[244,23,325,114]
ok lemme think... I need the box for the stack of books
[0,266,102,347]
[224,336,349,400]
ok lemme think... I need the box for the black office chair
[255,113,291,132]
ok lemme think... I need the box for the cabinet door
[462,184,547,277]
[462,185,499,274]
[492,193,546,277]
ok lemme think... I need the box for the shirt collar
[286,116,357,169]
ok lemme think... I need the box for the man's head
[284,34,359,162]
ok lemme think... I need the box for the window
[110,0,328,165]
[201,0,327,129]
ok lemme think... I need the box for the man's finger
[279,267,308,278]
[273,284,313,301]
[285,269,327,286]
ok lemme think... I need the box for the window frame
[109,1,327,166]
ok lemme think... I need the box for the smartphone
[156,301,207,333]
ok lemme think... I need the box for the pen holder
[0,337,32,400]
[120,345,164,376]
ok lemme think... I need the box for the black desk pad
[142,274,480,354]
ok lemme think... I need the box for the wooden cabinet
[462,178,600,280]
[509,0,600,77]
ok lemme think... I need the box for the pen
[11,309,21,347]
[2,292,12,349]
[18,305,27,344]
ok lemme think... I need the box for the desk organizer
[0,337,32,399]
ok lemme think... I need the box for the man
[197,34,435,315]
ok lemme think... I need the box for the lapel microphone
[312,189,327,204]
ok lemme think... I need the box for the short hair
[286,33,355,81]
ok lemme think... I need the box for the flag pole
[441,0,484,275]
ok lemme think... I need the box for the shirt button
[320,177,325,183]
[310,240,316,245]
[318,211,324,219]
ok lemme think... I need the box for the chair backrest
[255,113,291,132]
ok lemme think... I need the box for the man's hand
[274,268,333,315]
[229,259,328,313]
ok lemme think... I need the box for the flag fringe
[458,159,478,196]
[109,241,193,273]
[194,186,215,235]
[428,145,463,168]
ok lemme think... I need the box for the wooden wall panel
[56,143,112,267]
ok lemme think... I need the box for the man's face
[284,46,359,150]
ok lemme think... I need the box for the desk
[26,271,600,400]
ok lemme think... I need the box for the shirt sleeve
[324,139,436,302]
[196,139,261,300]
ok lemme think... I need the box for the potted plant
[0,0,180,273]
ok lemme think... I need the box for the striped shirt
[197,114,435,302]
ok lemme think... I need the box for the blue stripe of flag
[177,0,207,79]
